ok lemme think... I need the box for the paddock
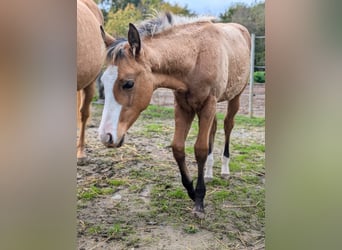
[77,102,265,249]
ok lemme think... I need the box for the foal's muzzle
[100,133,125,148]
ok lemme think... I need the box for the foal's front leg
[193,95,217,217]
[172,102,196,201]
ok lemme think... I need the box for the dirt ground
[77,87,265,249]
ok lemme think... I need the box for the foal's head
[98,24,154,148]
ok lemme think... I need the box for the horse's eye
[122,80,135,90]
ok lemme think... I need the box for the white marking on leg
[204,152,214,182]
[98,66,122,145]
[221,155,230,178]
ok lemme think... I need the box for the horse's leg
[204,116,217,182]
[222,93,241,178]
[77,82,95,159]
[194,95,217,216]
[172,101,196,201]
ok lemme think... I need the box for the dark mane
[106,37,127,63]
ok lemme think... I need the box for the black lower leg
[181,176,195,201]
[194,176,206,212]
[223,142,230,158]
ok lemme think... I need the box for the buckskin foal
[98,13,250,217]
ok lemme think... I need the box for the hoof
[221,172,230,180]
[77,156,88,166]
[192,208,205,219]
[204,176,213,183]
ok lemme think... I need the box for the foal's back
[214,23,251,102]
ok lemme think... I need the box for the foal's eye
[122,80,135,90]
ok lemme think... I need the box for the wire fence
[248,34,265,117]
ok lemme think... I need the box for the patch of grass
[150,184,189,218]
[87,225,103,235]
[207,177,230,187]
[129,184,144,193]
[215,113,265,127]
[106,223,136,241]
[78,185,114,200]
[129,168,154,180]
[141,104,174,119]
[235,143,265,153]
[108,223,122,235]
[212,190,230,202]
[183,224,199,234]
[241,175,261,185]
[185,146,194,154]
[108,179,127,187]
[92,93,98,102]
[167,187,187,199]
[145,124,164,133]
[235,115,265,127]
[78,190,97,200]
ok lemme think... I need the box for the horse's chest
[175,89,210,112]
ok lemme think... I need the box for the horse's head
[98,24,154,148]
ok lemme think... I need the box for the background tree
[220,2,265,68]
[105,3,142,37]
[101,0,193,37]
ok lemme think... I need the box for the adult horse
[99,13,250,217]
[77,0,114,159]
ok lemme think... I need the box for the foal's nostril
[117,135,125,148]
[106,133,113,144]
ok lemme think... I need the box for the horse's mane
[106,12,216,63]
[137,11,215,37]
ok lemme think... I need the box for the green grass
[183,224,199,234]
[216,112,265,127]
[141,104,174,119]
[167,187,188,199]
[108,179,127,187]
[108,223,122,235]
[212,190,230,202]
[78,185,114,200]
[144,124,164,133]
[87,225,103,235]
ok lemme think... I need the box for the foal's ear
[128,23,141,58]
[100,25,115,48]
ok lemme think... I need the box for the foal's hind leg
[77,82,95,159]
[172,101,196,201]
[193,95,217,216]
[222,94,241,178]
[204,116,217,182]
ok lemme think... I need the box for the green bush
[254,71,265,83]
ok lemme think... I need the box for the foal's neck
[144,38,195,93]
[152,73,188,93]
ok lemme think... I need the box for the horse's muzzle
[100,133,125,148]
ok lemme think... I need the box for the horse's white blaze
[221,155,230,176]
[98,66,122,144]
[204,153,214,181]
